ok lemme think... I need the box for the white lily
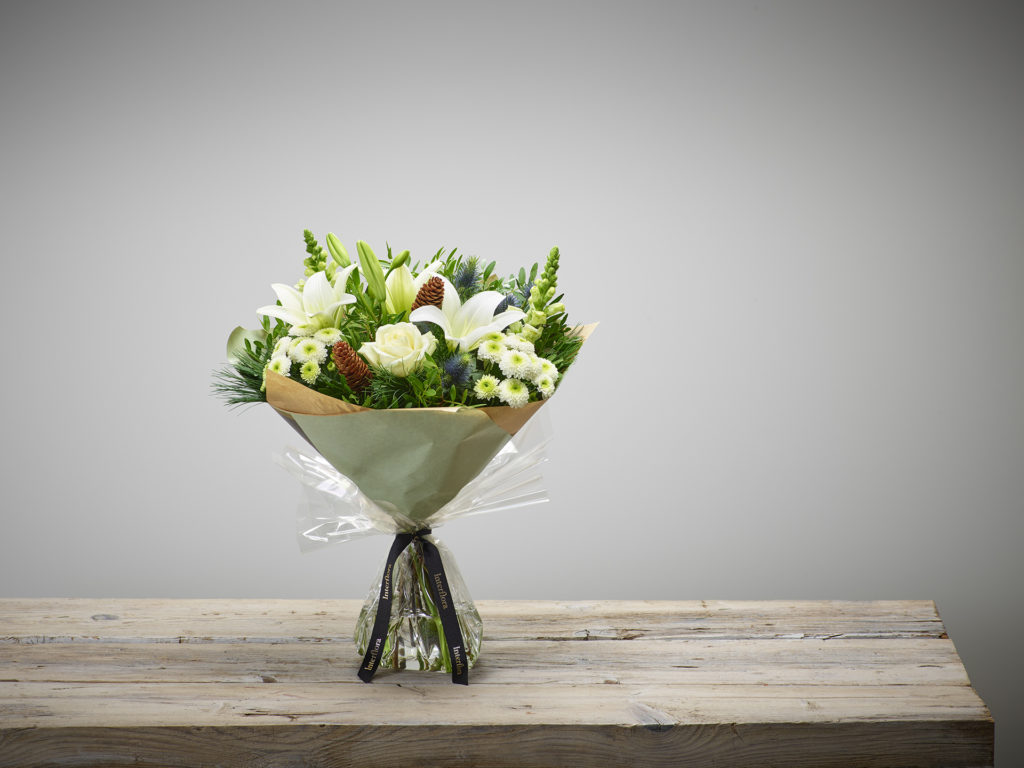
[410,290,525,352]
[257,265,358,334]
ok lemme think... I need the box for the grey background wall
[2,0,1022,760]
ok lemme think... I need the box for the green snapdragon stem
[358,529,468,685]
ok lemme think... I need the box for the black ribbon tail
[357,530,469,685]
[357,532,413,683]
[420,536,470,685]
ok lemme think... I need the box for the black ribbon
[357,528,469,685]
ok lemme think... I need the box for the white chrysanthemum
[499,349,532,378]
[474,374,500,400]
[313,327,343,346]
[535,357,560,381]
[266,356,291,377]
[289,337,327,364]
[481,331,505,343]
[520,354,544,380]
[299,360,321,384]
[503,334,535,354]
[273,337,292,357]
[534,374,556,398]
[496,377,530,408]
[287,324,315,337]
[477,339,506,364]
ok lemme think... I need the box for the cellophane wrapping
[276,409,552,671]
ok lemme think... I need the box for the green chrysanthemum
[474,374,500,400]
[496,377,529,408]
[299,360,321,384]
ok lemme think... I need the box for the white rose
[359,322,437,377]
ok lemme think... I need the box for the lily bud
[326,233,351,267]
[357,240,388,304]
[391,249,411,270]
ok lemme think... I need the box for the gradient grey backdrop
[2,0,1022,760]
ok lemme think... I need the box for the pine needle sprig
[365,368,420,409]
[211,339,271,406]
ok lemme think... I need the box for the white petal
[257,304,306,326]
[301,272,335,315]
[358,342,381,367]
[270,283,304,315]
[456,291,506,337]
[490,307,526,330]
[333,263,359,290]
[408,304,452,336]
[437,274,460,316]
[412,261,444,291]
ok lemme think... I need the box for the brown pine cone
[411,276,444,311]
[332,341,373,391]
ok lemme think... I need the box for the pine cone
[332,341,373,391]
[411,276,444,311]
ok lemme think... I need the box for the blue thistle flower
[494,292,522,314]
[454,258,481,298]
[441,353,475,389]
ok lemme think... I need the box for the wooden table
[0,599,992,767]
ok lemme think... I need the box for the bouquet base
[355,536,482,674]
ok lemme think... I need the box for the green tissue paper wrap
[288,408,512,524]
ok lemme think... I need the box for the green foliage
[214,232,586,411]
[211,336,272,406]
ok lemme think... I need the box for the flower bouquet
[215,230,591,684]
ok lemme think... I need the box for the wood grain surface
[0,599,993,767]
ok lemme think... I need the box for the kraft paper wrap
[267,323,596,525]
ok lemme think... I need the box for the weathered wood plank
[0,721,995,768]
[0,599,992,768]
[0,599,947,643]
[0,638,970,686]
[0,682,990,727]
